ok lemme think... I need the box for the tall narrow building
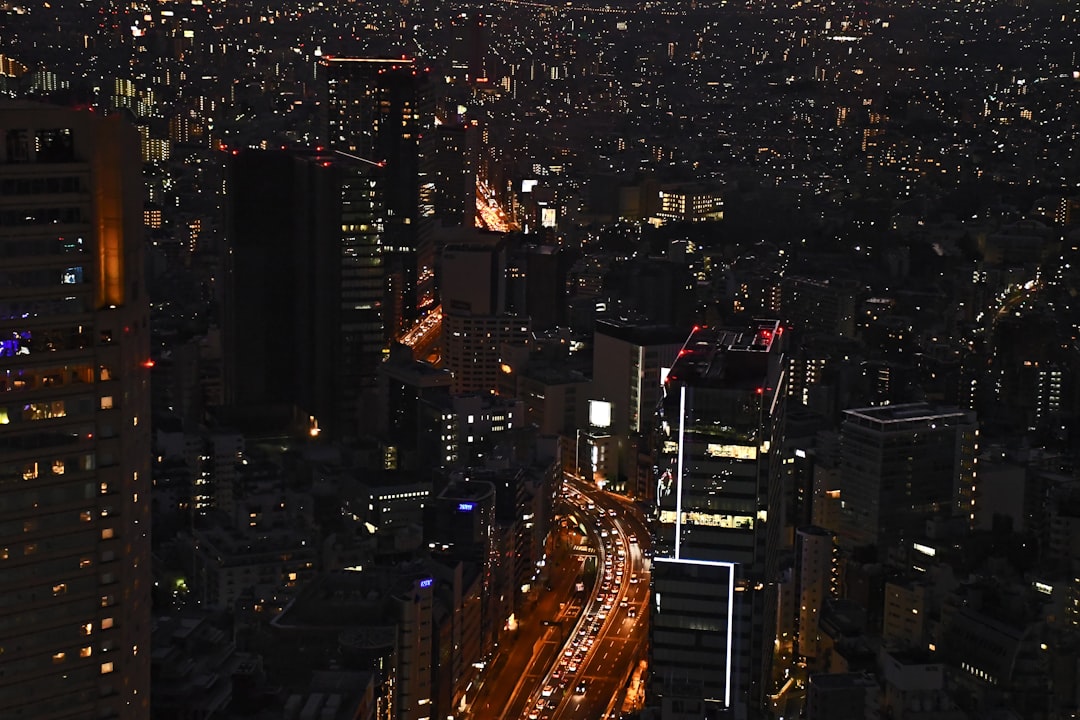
[324,57,433,339]
[223,148,384,439]
[223,149,340,434]
[592,320,686,498]
[1,102,151,720]
[440,239,530,395]
[650,320,787,719]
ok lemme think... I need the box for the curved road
[464,474,652,720]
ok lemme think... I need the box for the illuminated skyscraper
[324,57,433,339]
[650,320,787,719]
[0,102,151,720]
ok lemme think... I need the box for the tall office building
[224,148,384,439]
[650,320,787,719]
[837,403,978,551]
[1,103,151,719]
[432,118,478,229]
[448,13,489,83]
[427,478,504,659]
[324,57,433,338]
[592,320,685,498]
[223,149,339,433]
[440,239,531,395]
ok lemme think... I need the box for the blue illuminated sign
[458,502,475,511]
[420,578,433,588]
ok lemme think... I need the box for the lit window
[52,652,66,664]
[100,396,113,410]
[101,528,114,540]
[52,583,67,595]
[80,646,92,658]
[81,622,93,635]
[100,662,114,675]
[101,618,113,630]
[52,459,65,475]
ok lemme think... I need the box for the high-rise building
[324,57,433,338]
[780,276,859,338]
[427,478,504,659]
[224,148,389,439]
[0,102,151,719]
[448,13,489,84]
[837,403,978,550]
[432,119,478,229]
[795,526,838,660]
[592,320,685,498]
[223,149,340,433]
[521,243,564,331]
[440,239,531,395]
[375,344,452,468]
[649,320,787,719]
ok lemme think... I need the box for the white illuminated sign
[589,400,612,428]
[912,542,936,557]
[706,444,757,460]
[655,556,736,707]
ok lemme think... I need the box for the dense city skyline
[2,1,1080,719]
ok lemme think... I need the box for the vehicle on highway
[575,680,588,695]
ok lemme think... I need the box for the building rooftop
[438,478,495,502]
[844,403,973,427]
[665,319,782,389]
[809,672,877,689]
[595,319,690,346]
